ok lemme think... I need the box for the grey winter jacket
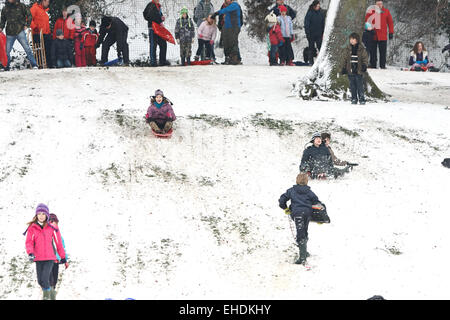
[193,0,214,27]
[174,16,195,43]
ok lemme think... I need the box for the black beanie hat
[100,16,112,28]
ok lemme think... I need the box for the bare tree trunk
[293,0,388,101]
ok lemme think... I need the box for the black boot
[295,240,308,265]
[181,56,186,66]
[186,56,191,65]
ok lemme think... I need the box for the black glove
[95,43,100,49]
[347,162,359,166]
[341,68,347,75]
[59,258,67,264]
[28,253,35,262]
[361,64,367,72]
[389,33,393,40]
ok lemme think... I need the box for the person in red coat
[25,204,66,300]
[52,7,75,40]
[73,15,87,67]
[365,0,394,69]
[83,21,99,66]
[268,22,284,66]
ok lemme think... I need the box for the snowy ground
[0,65,449,300]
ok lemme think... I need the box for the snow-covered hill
[1,65,449,299]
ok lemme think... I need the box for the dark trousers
[292,213,310,245]
[307,35,322,64]
[101,30,129,64]
[49,263,59,288]
[149,28,167,66]
[33,33,53,68]
[222,27,240,58]
[196,39,214,59]
[348,74,365,102]
[370,40,387,68]
[279,37,294,63]
[35,260,54,290]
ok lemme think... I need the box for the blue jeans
[348,74,365,103]
[6,30,38,68]
[56,59,72,68]
[269,45,279,65]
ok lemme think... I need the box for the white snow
[0,65,449,300]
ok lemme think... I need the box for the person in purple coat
[145,89,176,134]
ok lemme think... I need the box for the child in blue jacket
[279,173,320,265]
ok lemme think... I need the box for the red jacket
[30,3,50,35]
[83,30,99,47]
[268,24,284,46]
[74,26,87,45]
[365,6,394,41]
[53,17,75,40]
[25,223,65,262]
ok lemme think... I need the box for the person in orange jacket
[30,0,53,67]
[52,7,75,40]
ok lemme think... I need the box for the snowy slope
[0,66,449,299]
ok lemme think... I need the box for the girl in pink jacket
[194,15,217,61]
[25,203,66,300]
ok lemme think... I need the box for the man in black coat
[97,16,129,65]
[304,0,325,65]
[270,0,296,20]
[143,0,168,66]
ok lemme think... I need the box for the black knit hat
[100,16,113,28]
[89,20,97,28]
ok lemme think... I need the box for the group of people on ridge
[0,0,99,70]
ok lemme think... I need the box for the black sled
[311,202,330,224]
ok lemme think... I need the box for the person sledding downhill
[279,173,321,266]
[24,204,66,300]
[145,89,176,135]
[300,133,351,179]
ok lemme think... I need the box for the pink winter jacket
[25,223,65,262]
[197,21,217,41]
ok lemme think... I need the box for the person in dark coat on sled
[145,89,176,134]
[279,173,320,265]
[300,132,350,179]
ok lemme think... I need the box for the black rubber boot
[295,240,308,265]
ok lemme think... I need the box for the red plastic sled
[190,60,213,66]
[152,22,175,44]
[152,128,173,139]
[0,32,8,67]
